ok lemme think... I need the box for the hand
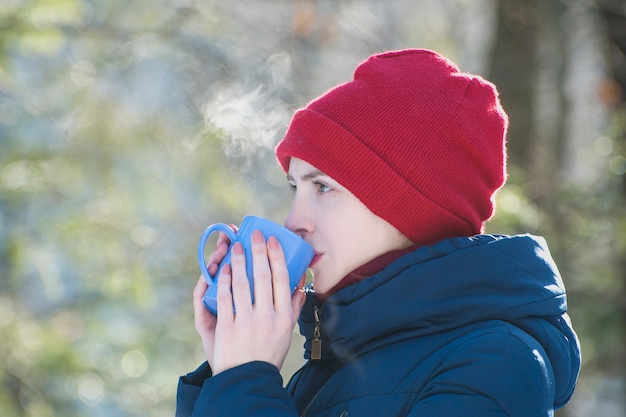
[193,229,234,369]
[210,230,306,375]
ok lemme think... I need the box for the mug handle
[197,223,238,285]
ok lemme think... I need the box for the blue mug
[197,215,315,315]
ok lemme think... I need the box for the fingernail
[233,242,244,255]
[252,230,264,244]
[268,236,280,250]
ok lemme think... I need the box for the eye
[314,181,332,193]
[288,182,297,193]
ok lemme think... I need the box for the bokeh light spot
[121,350,148,378]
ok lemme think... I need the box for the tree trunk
[488,0,539,170]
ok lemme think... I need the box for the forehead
[286,158,327,180]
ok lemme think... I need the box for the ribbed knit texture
[275,49,508,245]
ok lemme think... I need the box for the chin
[311,276,327,293]
[311,276,336,295]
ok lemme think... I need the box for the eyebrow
[286,169,327,182]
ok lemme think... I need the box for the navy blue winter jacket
[176,234,581,416]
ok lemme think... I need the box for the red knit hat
[275,49,508,245]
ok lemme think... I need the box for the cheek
[334,227,374,270]
[342,218,401,267]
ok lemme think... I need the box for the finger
[217,230,232,245]
[291,286,306,323]
[229,242,253,316]
[296,273,306,291]
[193,275,216,332]
[193,276,209,325]
[216,263,235,322]
[266,236,292,313]
[194,274,208,300]
[207,235,230,276]
[250,230,273,311]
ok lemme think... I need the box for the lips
[309,253,322,267]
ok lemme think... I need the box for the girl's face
[285,158,412,295]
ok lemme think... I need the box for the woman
[176,49,580,416]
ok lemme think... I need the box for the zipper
[311,305,322,360]
[301,301,324,416]
[300,371,331,417]
[301,304,348,417]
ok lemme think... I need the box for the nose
[284,194,312,238]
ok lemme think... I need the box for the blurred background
[0,0,625,416]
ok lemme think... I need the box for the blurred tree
[0,1,259,416]
[596,0,626,406]
[488,0,539,170]
[488,0,626,415]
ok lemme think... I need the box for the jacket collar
[299,234,568,362]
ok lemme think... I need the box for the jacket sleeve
[176,362,211,417]
[408,326,556,417]
[176,361,299,417]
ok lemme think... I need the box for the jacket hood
[299,234,580,408]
